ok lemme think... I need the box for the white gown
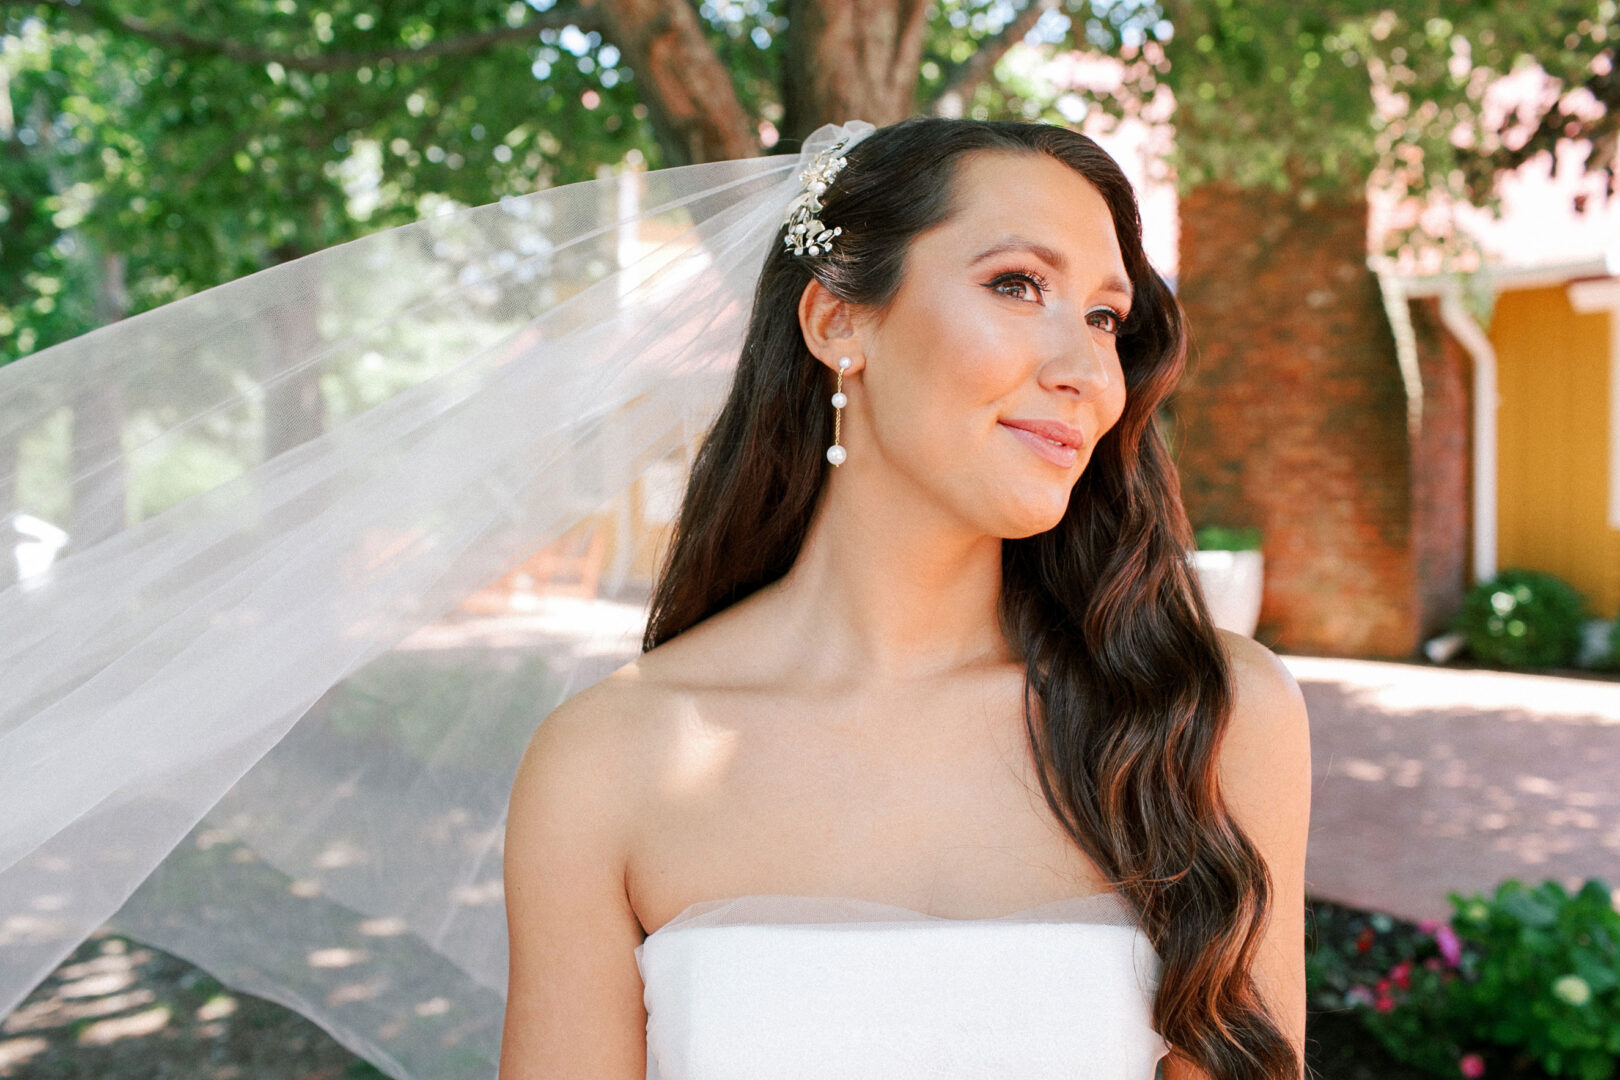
[635,890,1169,1079]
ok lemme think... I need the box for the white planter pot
[1189,549,1265,637]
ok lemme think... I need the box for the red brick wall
[1172,182,1419,657]
[1406,295,1473,640]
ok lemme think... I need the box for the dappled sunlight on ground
[1284,655,1620,724]
[1,928,383,1079]
[1284,655,1620,923]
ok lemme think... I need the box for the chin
[987,495,1072,540]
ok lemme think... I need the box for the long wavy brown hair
[641,115,1296,1079]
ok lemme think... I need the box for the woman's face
[850,149,1133,539]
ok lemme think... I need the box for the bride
[500,116,1311,1079]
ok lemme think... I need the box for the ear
[798,276,867,376]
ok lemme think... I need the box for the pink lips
[999,418,1084,468]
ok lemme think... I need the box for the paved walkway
[1284,654,1620,923]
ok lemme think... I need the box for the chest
[626,672,1109,932]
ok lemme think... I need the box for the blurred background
[2,2,1619,1078]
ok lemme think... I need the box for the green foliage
[1354,879,1620,1080]
[4,0,1613,367]
[317,647,559,772]
[1193,524,1262,550]
[1315,879,1620,1079]
[1,0,658,364]
[1351,947,1474,1076]
[1306,897,1422,1011]
[1069,1,1613,271]
[1450,568,1588,669]
[1447,879,1620,1080]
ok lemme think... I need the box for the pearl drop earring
[826,356,850,466]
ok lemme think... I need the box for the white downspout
[1436,288,1500,583]
[1367,256,1499,584]
[1369,256,1425,439]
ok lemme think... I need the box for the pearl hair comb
[782,132,863,258]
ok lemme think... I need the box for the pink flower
[1419,917,1441,934]
[1436,925,1462,967]
[1459,1052,1486,1077]
[1375,995,1396,1013]
[1346,984,1376,1007]
[1424,957,1443,971]
[1390,960,1413,990]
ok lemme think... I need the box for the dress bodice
[634,890,1169,1080]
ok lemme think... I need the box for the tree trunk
[601,0,933,163]
[260,244,326,461]
[0,426,17,592]
[780,0,930,141]
[68,250,130,550]
[596,0,759,166]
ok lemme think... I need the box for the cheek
[1078,348,1129,437]
[870,317,1012,445]
[1105,356,1130,421]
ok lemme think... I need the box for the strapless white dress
[634,890,1169,1079]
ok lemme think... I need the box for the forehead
[940,149,1124,265]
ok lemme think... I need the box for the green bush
[1450,568,1587,668]
[1353,878,1620,1079]
[1448,879,1620,1078]
[1192,524,1262,551]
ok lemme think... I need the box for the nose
[1040,309,1114,399]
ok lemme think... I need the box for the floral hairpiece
[782,134,860,258]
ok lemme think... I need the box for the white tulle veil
[0,118,877,1079]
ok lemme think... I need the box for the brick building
[1173,186,1618,659]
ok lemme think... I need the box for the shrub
[1450,569,1587,669]
[1351,878,1620,1080]
[1193,524,1262,551]
[1444,879,1620,1078]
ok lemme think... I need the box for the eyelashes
[987,267,1052,300]
[985,267,1131,334]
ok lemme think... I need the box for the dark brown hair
[642,115,1296,1079]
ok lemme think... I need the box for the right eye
[986,268,1050,302]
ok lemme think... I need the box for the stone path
[1284,654,1620,923]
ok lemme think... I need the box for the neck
[757,459,1015,687]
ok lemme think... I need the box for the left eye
[1089,307,1127,334]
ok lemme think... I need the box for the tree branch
[25,0,607,71]
[1492,56,1618,176]
[926,0,1057,112]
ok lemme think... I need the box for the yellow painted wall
[1490,284,1619,618]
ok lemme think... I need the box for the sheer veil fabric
[0,119,875,1079]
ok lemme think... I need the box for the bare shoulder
[1214,628,1310,758]
[510,605,750,835]
[509,662,658,829]
[504,651,695,908]
[499,659,676,1080]
[1215,628,1305,707]
[1210,629,1312,1062]
[1209,628,1312,860]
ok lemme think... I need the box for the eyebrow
[968,235,1134,305]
